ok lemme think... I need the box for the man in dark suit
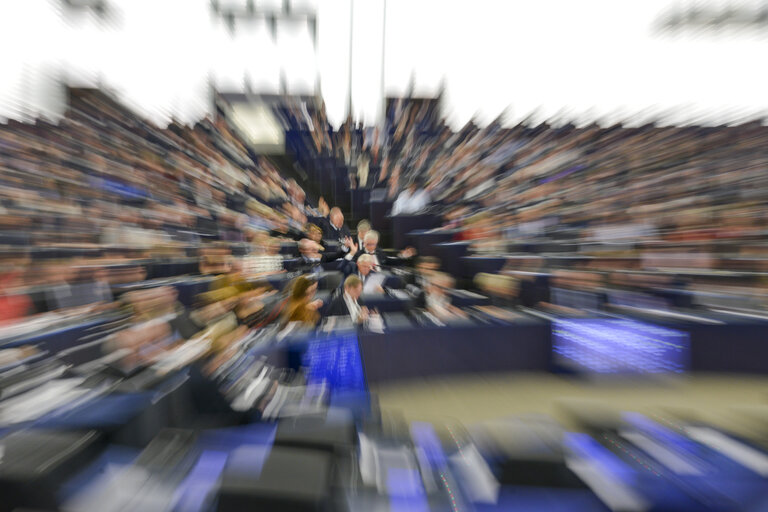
[354,254,386,294]
[322,207,356,260]
[325,275,367,324]
[352,230,416,271]
[355,219,371,251]
[295,239,327,274]
[322,207,352,243]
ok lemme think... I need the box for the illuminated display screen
[552,319,689,374]
[301,331,367,395]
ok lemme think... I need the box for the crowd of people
[1,87,471,367]
[291,96,768,311]
[2,86,768,353]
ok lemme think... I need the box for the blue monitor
[301,330,368,395]
[552,319,689,374]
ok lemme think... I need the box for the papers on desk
[152,335,212,375]
[362,272,386,294]
[0,313,64,341]
[388,289,411,301]
[0,377,88,426]
[365,314,385,334]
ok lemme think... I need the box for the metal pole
[347,0,354,119]
[380,0,387,124]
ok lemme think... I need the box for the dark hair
[416,256,441,267]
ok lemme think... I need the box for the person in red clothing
[0,268,32,324]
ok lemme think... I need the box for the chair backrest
[318,271,343,291]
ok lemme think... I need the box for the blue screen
[301,331,367,395]
[552,319,689,374]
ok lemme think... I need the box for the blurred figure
[424,272,467,320]
[326,275,369,324]
[354,230,416,269]
[355,254,386,295]
[392,178,431,215]
[0,267,31,324]
[356,219,371,249]
[281,275,323,328]
[241,230,283,276]
[322,207,352,247]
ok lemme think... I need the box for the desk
[407,230,455,257]
[369,198,393,246]
[145,259,199,279]
[391,214,441,249]
[0,316,112,354]
[659,320,768,373]
[461,256,507,279]
[350,189,371,219]
[361,293,414,313]
[358,320,552,384]
[174,277,216,307]
[434,242,471,277]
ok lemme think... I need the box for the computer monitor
[301,330,367,396]
[552,319,689,374]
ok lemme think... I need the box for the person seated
[108,316,179,373]
[412,256,441,287]
[474,272,520,308]
[392,178,431,215]
[355,254,386,295]
[123,285,181,322]
[280,275,323,328]
[0,267,32,324]
[241,231,284,277]
[538,270,606,316]
[355,219,371,251]
[423,272,467,321]
[325,275,372,325]
[199,244,232,275]
[44,263,116,314]
[322,207,352,246]
[303,222,346,260]
[295,238,339,274]
[233,283,281,329]
[0,345,38,367]
[352,230,416,270]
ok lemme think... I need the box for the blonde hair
[344,275,363,290]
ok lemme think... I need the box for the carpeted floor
[373,372,768,434]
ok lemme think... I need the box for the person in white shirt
[241,232,284,276]
[424,272,468,321]
[348,230,416,270]
[392,180,431,216]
